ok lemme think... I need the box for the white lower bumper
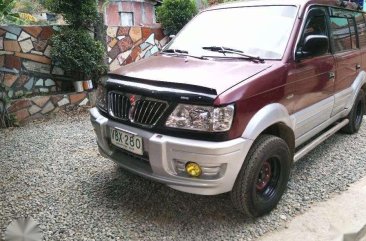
[90,107,253,195]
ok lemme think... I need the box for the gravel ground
[1,111,366,241]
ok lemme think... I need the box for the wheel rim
[355,100,363,128]
[256,158,281,200]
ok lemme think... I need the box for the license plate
[110,128,143,155]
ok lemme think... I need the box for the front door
[288,7,335,138]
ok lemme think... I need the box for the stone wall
[0,25,67,100]
[0,25,86,126]
[106,26,168,71]
[1,25,167,125]
[8,91,96,124]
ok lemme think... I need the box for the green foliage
[42,0,107,81]
[0,0,28,24]
[208,0,237,6]
[14,0,46,14]
[44,0,99,28]
[157,0,198,35]
[50,28,107,80]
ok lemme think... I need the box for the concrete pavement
[259,177,366,241]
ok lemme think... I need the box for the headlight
[96,76,108,111]
[165,104,234,132]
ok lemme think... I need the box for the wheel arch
[242,103,295,157]
[361,82,366,111]
[346,71,366,111]
[261,123,295,157]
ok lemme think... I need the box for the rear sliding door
[329,8,362,116]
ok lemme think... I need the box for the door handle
[328,72,335,80]
[356,64,361,70]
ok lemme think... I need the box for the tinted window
[348,18,358,49]
[359,13,366,47]
[341,11,366,48]
[298,8,329,54]
[330,17,353,52]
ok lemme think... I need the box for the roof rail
[337,0,363,10]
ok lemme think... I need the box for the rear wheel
[231,135,292,218]
[342,89,365,134]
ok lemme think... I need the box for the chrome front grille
[108,92,130,119]
[131,99,168,125]
[108,91,168,127]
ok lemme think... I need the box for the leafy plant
[50,28,106,80]
[44,0,100,28]
[157,0,198,35]
[207,0,237,6]
[43,0,107,81]
[0,0,28,24]
[14,0,46,14]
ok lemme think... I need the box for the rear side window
[345,11,366,48]
[359,13,366,47]
[330,16,356,52]
[349,18,358,49]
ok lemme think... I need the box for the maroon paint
[110,0,365,141]
[111,55,273,95]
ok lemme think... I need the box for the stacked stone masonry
[7,91,96,124]
[107,26,168,71]
[1,25,166,125]
[0,25,66,99]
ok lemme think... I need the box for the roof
[207,0,341,11]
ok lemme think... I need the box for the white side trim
[242,71,365,148]
[344,71,366,110]
[294,70,366,147]
[292,96,334,139]
[332,87,353,116]
[295,108,348,147]
[294,119,349,161]
[242,103,295,140]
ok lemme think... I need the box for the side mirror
[296,35,329,59]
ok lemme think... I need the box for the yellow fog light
[185,162,202,177]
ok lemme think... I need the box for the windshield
[165,5,298,60]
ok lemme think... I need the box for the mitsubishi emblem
[129,95,136,105]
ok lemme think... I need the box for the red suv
[91,0,366,217]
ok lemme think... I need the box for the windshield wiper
[202,46,264,63]
[161,48,208,60]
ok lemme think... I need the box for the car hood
[110,55,273,95]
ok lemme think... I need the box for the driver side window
[298,8,330,54]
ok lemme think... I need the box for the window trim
[119,11,135,26]
[329,15,355,53]
[357,12,366,48]
[293,4,366,60]
[329,6,366,52]
[295,6,332,59]
[348,17,359,49]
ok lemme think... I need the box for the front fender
[242,103,295,141]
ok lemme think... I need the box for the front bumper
[90,107,253,195]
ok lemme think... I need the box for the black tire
[342,89,365,134]
[230,135,292,218]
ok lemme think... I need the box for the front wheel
[230,135,292,218]
[342,89,365,134]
